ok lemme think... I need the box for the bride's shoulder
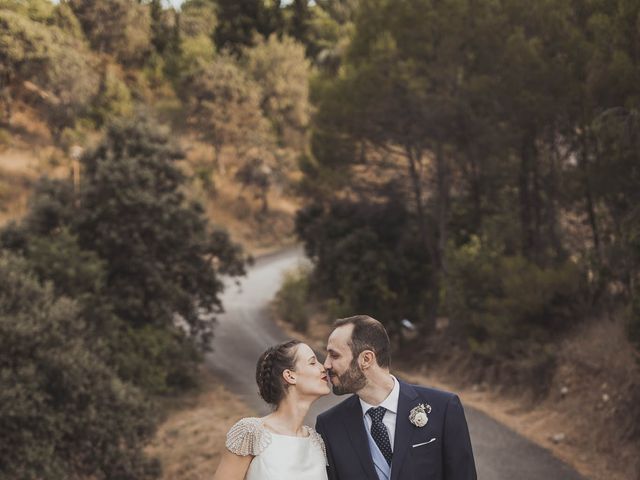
[228,417,265,431]
[225,417,271,456]
[303,425,324,442]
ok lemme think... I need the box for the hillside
[0,101,300,254]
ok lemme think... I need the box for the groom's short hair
[334,315,390,368]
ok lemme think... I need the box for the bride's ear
[283,369,296,385]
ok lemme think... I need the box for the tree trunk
[531,137,543,261]
[519,132,536,258]
[405,146,440,265]
[468,145,483,231]
[405,144,439,330]
[579,128,601,260]
[436,141,450,273]
[546,134,564,260]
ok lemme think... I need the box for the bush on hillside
[0,253,159,480]
[0,8,99,136]
[89,64,134,126]
[69,0,152,66]
[180,54,273,170]
[276,266,311,332]
[445,237,586,360]
[244,35,311,148]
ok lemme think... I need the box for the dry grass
[146,370,255,480]
[181,138,299,255]
[0,106,302,255]
[0,165,34,224]
[0,105,73,225]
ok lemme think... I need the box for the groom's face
[325,325,367,395]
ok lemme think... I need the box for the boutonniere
[409,403,432,427]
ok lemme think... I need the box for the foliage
[180,0,217,38]
[235,156,273,213]
[296,193,434,337]
[77,117,246,341]
[0,9,99,135]
[286,0,311,46]
[0,117,248,392]
[181,53,273,168]
[179,33,217,78]
[89,63,134,126]
[299,0,640,359]
[244,34,311,147]
[590,108,640,355]
[445,237,584,359]
[149,0,174,54]
[172,0,218,81]
[69,0,152,66]
[52,2,84,40]
[275,266,311,332]
[213,0,283,55]
[0,0,55,22]
[0,253,159,479]
[25,228,106,301]
[590,109,640,291]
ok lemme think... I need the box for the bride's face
[289,343,331,398]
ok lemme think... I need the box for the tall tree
[1,116,248,391]
[0,8,99,135]
[69,0,151,65]
[244,34,311,148]
[181,54,273,171]
[213,0,282,54]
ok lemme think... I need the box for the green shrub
[111,324,201,394]
[295,197,435,335]
[445,236,585,360]
[0,253,159,479]
[89,64,134,126]
[276,266,311,332]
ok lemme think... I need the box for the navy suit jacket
[315,381,477,480]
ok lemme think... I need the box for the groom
[316,315,477,480]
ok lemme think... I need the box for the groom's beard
[330,358,367,395]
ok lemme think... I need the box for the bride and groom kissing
[213,315,477,480]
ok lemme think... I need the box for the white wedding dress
[225,417,328,480]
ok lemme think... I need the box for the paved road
[205,247,586,480]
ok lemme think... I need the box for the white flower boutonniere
[409,403,432,427]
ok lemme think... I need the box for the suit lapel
[391,381,421,480]
[343,395,378,479]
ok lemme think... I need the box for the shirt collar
[360,375,400,417]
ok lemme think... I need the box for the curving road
[205,247,587,480]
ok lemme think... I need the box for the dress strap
[225,417,272,456]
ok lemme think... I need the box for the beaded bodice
[226,417,327,461]
[225,417,329,480]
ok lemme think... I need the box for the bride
[213,339,331,480]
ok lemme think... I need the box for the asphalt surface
[205,246,587,480]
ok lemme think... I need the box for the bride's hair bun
[256,340,301,406]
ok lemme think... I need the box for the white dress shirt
[359,375,400,449]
